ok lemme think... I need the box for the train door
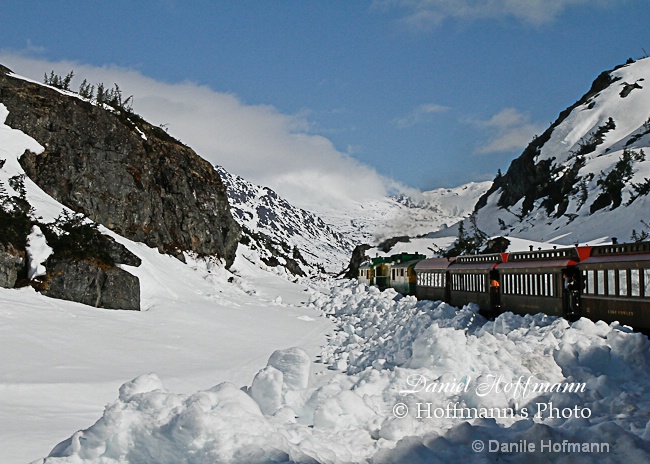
[562,268,581,320]
[489,270,501,313]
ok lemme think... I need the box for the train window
[608,270,616,296]
[631,269,640,296]
[597,270,605,295]
[619,270,628,297]
[586,271,595,295]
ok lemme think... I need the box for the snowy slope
[216,166,356,274]
[475,57,650,245]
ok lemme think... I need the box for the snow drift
[38,280,650,463]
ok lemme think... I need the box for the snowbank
[37,280,650,463]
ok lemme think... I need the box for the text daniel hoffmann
[398,374,590,419]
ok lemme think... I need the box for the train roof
[449,253,504,271]
[497,246,579,270]
[391,258,425,269]
[579,241,650,266]
[498,258,578,270]
[414,257,456,271]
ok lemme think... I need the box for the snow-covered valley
[3,58,650,464]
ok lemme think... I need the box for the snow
[25,225,52,279]
[26,280,650,464]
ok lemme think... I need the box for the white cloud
[394,103,449,128]
[373,0,617,28]
[0,53,394,210]
[473,107,544,154]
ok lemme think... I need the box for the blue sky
[1,0,649,201]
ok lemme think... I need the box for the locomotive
[357,241,650,331]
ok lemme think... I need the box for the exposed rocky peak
[0,66,240,267]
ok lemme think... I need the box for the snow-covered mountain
[474,57,650,245]
[309,182,491,251]
[216,166,357,275]
[217,163,490,275]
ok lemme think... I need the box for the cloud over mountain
[473,107,544,155]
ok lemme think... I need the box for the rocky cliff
[0,65,241,310]
[0,66,240,267]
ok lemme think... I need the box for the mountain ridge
[470,57,650,246]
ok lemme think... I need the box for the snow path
[0,256,332,464]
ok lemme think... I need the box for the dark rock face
[104,236,142,267]
[377,236,410,253]
[482,236,510,254]
[0,245,25,288]
[41,258,140,310]
[0,69,240,267]
[342,244,371,279]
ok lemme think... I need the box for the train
[357,241,650,331]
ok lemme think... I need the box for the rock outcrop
[41,258,140,310]
[0,245,25,288]
[0,67,240,268]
